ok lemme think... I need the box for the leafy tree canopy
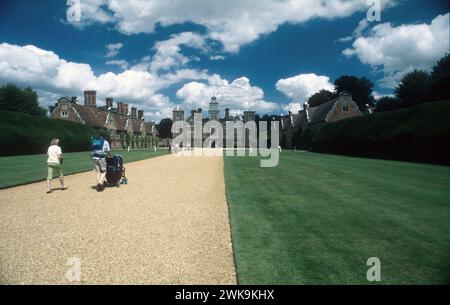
[0,84,46,116]
[157,118,174,139]
[334,75,374,111]
[394,69,430,107]
[430,53,450,101]
[375,96,400,112]
[308,89,335,107]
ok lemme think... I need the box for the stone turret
[172,105,184,122]
[208,96,220,121]
[244,110,255,123]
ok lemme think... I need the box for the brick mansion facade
[172,95,256,148]
[171,90,362,149]
[279,90,363,148]
[52,91,159,149]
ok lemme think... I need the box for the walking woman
[46,138,68,193]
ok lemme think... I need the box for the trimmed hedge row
[0,111,96,156]
[309,100,450,165]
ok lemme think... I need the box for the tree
[157,118,173,139]
[308,89,335,107]
[374,96,400,112]
[0,84,46,116]
[430,53,450,101]
[334,76,374,111]
[394,69,430,107]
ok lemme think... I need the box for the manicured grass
[0,149,167,189]
[224,151,450,284]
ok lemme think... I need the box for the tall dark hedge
[309,100,450,165]
[0,111,96,156]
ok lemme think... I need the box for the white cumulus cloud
[176,76,278,114]
[105,42,123,58]
[150,32,206,73]
[0,43,174,119]
[343,13,450,88]
[106,59,129,70]
[67,0,398,53]
[283,102,306,113]
[0,42,278,121]
[275,73,334,103]
[0,43,96,95]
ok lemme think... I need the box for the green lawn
[0,149,167,189]
[224,151,450,284]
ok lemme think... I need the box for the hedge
[309,100,450,165]
[0,111,96,156]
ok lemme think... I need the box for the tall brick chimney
[131,107,137,118]
[225,108,230,121]
[138,110,144,120]
[124,104,129,116]
[106,98,113,109]
[84,90,97,107]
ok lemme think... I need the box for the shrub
[309,100,450,165]
[0,111,96,156]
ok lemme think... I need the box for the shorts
[47,162,63,180]
[93,158,107,173]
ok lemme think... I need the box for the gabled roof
[112,114,128,130]
[291,111,308,128]
[144,122,153,134]
[129,118,143,133]
[72,103,108,128]
[307,99,337,124]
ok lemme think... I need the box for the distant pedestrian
[92,136,111,192]
[278,145,282,153]
[46,138,68,194]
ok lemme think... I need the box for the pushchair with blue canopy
[105,154,127,187]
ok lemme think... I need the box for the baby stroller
[105,154,127,187]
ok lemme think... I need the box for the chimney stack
[106,98,113,109]
[84,90,97,107]
[138,110,144,120]
[225,108,230,121]
[131,107,137,118]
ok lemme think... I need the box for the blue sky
[0,0,448,121]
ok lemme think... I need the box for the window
[342,106,349,112]
[61,111,68,117]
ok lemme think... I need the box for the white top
[47,145,62,164]
[93,140,111,159]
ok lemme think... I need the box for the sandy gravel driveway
[0,154,236,284]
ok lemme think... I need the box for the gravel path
[0,154,236,284]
